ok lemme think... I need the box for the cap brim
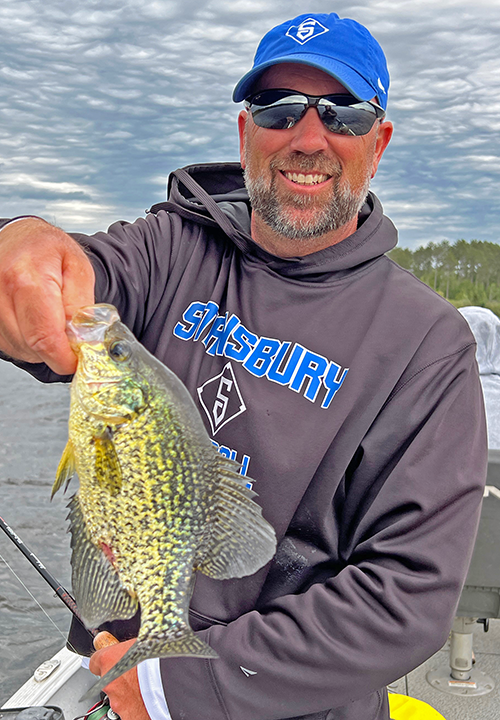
[233,55,378,104]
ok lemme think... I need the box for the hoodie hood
[150,162,398,279]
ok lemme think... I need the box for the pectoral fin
[67,495,138,627]
[94,428,122,495]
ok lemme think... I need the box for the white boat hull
[2,648,100,719]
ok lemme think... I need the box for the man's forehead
[255,62,349,95]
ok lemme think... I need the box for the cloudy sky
[0,0,499,249]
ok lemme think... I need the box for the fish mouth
[67,304,121,348]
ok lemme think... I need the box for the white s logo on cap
[286,18,329,45]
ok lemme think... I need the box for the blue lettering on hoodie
[173,300,348,409]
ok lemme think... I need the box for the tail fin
[80,630,217,702]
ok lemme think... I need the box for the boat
[1,646,100,720]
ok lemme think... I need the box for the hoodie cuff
[137,659,172,720]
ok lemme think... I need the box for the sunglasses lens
[247,91,381,136]
[248,92,307,130]
[318,103,378,136]
[251,104,304,130]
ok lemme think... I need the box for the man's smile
[281,170,331,186]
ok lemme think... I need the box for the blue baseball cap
[232,13,389,110]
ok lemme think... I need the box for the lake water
[0,360,73,704]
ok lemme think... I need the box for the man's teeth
[283,171,329,185]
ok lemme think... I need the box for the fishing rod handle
[93,631,119,650]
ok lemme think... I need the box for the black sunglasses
[245,89,386,137]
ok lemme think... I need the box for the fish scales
[53,304,276,700]
[74,387,214,626]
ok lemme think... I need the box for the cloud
[44,199,118,229]
[0,0,498,249]
[0,173,95,200]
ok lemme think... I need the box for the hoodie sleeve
[159,341,487,720]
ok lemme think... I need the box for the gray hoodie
[1,163,487,720]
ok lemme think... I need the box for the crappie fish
[53,304,276,695]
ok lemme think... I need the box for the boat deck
[3,622,500,719]
[390,617,500,718]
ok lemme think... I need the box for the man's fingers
[89,638,137,676]
[0,218,95,374]
[61,242,95,322]
[0,281,70,370]
[13,279,77,374]
[87,640,148,720]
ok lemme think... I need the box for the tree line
[389,239,500,317]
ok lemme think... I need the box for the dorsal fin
[194,462,276,580]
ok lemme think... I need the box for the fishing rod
[0,515,120,720]
[0,514,96,640]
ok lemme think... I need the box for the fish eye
[108,340,132,362]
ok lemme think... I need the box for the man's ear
[238,110,248,169]
[371,120,393,178]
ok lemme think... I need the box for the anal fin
[67,495,138,627]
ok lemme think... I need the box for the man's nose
[288,107,330,154]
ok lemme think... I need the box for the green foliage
[388,239,500,318]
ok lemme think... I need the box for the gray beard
[244,155,371,241]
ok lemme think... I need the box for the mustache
[270,152,342,178]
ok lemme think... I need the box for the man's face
[238,63,392,247]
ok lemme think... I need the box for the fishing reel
[78,696,119,720]
[0,697,118,720]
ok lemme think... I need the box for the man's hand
[89,638,151,720]
[0,218,95,374]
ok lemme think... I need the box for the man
[0,12,487,720]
